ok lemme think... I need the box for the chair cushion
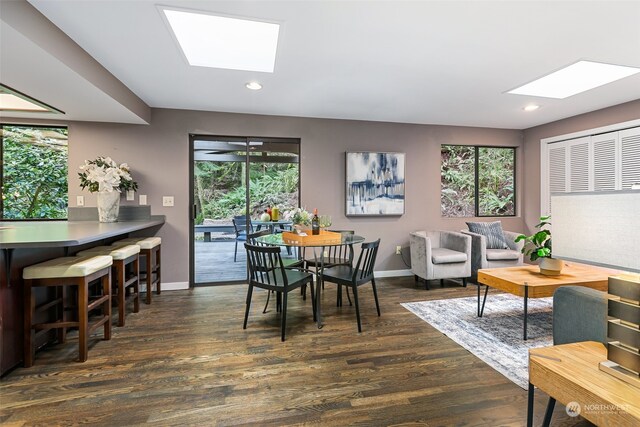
[116,237,161,249]
[431,248,467,264]
[466,221,509,249]
[23,255,113,279]
[78,244,140,260]
[486,249,520,261]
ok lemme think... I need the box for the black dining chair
[243,243,316,341]
[232,215,253,262]
[321,239,381,332]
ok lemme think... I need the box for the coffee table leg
[523,287,528,340]
[527,382,534,427]
[477,284,489,317]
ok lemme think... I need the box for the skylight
[0,84,63,114]
[162,8,280,73]
[508,61,640,99]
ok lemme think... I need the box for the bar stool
[114,237,161,304]
[23,255,113,367]
[77,245,140,327]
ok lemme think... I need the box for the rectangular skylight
[508,60,640,99]
[162,8,279,73]
[0,84,63,114]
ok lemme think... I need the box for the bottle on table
[272,206,279,221]
[311,208,320,235]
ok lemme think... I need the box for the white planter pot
[539,257,564,276]
[96,191,120,222]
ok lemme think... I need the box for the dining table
[256,231,366,328]
[252,219,293,233]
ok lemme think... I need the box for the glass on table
[319,215,332,229]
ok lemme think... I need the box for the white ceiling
[5,0,640,129]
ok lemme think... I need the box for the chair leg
[346,288,352,306]
[116,262,125,327]
[23,280,34,368]
[462,278,467,288]
[156,246,161,295]
[371,278,381,316]
[78,277,89,363]
[281,292,288,342]
[243,285,253,329]
[56,285,67,344]
[309,281,317,322]
[352,285,362,333]
[102,270,112,341]
[234,240,238,262]
[440,279,444,287]
[337,285,342,307]
[133,257,140,313]
[145,251,152,304]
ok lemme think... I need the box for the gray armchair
[461,229,524,280]
[409,230,471,289]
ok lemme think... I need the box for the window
[1,125,68,220]
[441,145,515,217]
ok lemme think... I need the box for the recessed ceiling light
[245,82,262,90]
[0,84,63,114]
[508,60,640,99]
[523,104,540,112]
[162,8,280,73]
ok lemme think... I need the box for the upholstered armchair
[409,230,471,289]
[461,228,524,280]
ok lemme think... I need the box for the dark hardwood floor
[1,277,592,426]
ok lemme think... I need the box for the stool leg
[102,270,112,340]
[156,246,161,295]
[116,262,125,327]
[133,255,140,313]
[23,279,35,368]
[57,285,67,344]
[145,250,152,304]
[78,277,89,363]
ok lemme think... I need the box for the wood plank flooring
[0,277,592,426]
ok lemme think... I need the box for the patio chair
[232,215,253,262]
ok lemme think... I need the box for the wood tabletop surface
[478,262,618,298]
[529,341,640,426]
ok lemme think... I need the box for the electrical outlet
[126,190,135,201]
[396,245,402,255]
[139,195,147,205]
[76,195,84,206]
[162,196,174,207]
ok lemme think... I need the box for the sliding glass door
[190,135,300,285]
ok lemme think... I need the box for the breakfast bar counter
[0,216,165,376]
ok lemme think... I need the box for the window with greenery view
[1,125,68,219]
[441,145,515,217]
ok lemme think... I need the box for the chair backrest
[353,239,380,281]
[232,215,252,236]
[244,243,287,286]
[327,230,355,263]
[247,229,271,244]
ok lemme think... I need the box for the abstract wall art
[346,152,405,216]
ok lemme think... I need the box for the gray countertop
[0,216,165,249]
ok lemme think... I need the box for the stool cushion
[115,237,161,250]
[77,244,140,260]
[23,255,113,279]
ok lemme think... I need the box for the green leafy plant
[515,216,552,261]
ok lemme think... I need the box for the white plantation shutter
[568,138,590,192]
[621,127,640,189]
[592,132,618,191]
[547,144,566,213]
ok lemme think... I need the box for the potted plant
[78,156,138,222]
[515,215,563,275]
[283,207,311,233]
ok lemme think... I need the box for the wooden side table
[527,341,640,426]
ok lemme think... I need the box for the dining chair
[232,215,253,262]
[303,230,355,306]
[321,239,381,332]
[243,243,316,341]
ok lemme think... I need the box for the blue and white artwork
[346,152,405,216]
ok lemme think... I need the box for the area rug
[401,294,553,389]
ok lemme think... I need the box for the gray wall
[57,108,524,285]
[522,98,640,234]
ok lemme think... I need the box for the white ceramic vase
[96,191,120,222]
[539,257,563,276]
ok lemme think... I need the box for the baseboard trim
[374,269,413,278]
[159,281,189,291]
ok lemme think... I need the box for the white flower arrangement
[78,156,138,193]
[283,207,312,226]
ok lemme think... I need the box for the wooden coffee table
[477,262,616,340]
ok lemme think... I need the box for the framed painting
[345,152,405,216]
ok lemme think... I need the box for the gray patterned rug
[402,293,553,389]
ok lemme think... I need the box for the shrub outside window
[441,145,515,217]
[1,125,68,220]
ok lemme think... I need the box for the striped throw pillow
[466,221,509,249]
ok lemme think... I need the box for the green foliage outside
[194,159,299,224]
[441,145,515,217]
[1,126,68,219]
